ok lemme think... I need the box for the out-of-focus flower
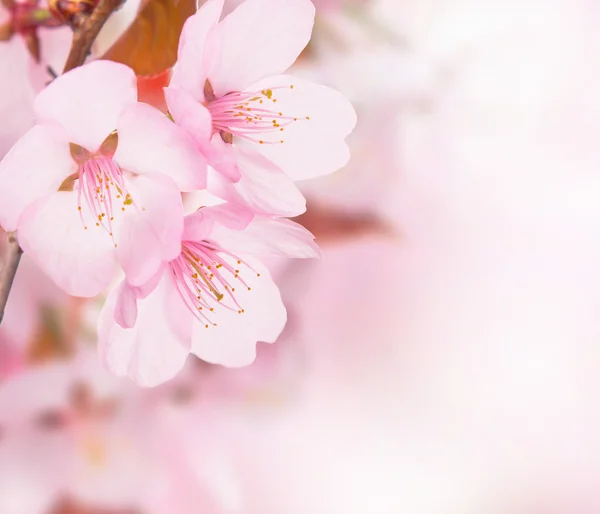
[0,0,65,62]
[0,60,206,297]
[166,0,356,216]
[0,348,213,513]
[0,252,69,379]
[0,2,71,156]
[98,202,319,386]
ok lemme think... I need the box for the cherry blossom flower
[0,348,223,513]
[0,60,207,297]
[165,0,356,217]
[98,202,320,387]
[0,252,68,380]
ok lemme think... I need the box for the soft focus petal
[98,272,192,387]
[170,0,224,102]
[191,260,285,366]
[114,281,139,329]
[34,61,137,150]
[0,361,73,428]
[211,217,321,258]
[0,255,67,361]
[0,125,73,231]
[249,75,356,180]
[208,147,306,217]
[114,102,207,190]
[205,0,315,95]
[18,191,117,297]
[115,173,184,287]
[0,38,36,158]
[37,26,72,77]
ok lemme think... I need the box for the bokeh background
[2,0,600,512]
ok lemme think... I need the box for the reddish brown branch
[0,233,23,323]
[63,0,122,73]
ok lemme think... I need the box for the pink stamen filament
[76,155,133,237]
[208,86,307,145]
[171,241,259,327]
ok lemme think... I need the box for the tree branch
[0,0,122,323]
[63,0,122,73]
[0,234,23,323]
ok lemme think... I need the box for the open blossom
[0,60,207,297]
[0,348,216,513]
[165,0,356,217]
[98,202,320,386]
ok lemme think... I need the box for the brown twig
[0,233,23,323]
[63,0,122,73]
[0,1,121,324]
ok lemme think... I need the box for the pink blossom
[0,253,68,379]
[0,60,207,297]
[98,202,320,386]
[0,348,209,513]
[165,0,356,217]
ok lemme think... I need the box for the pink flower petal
[34,61,137,150]
[162,265,197,343]
[248,75,357,179]
[211,217,321,259]
[182,201,253,243]
[37,26,72,76]
[265,137,351,181]
[114,281,139,329]
[114,102,207,191]
[135,263,168,299]
[204,202,254,230]
[207,135,242,182]
[0,38,36,158]
[115,173,184,287]
[164,88,241,181]
[191,259,285,367]
[170,0,225,102]
[183,209,215,241]
[98,272,192,387]
[164,87,213,148]
[208,147,306,217]
[18,191,117,297]
[205,0,315,96]
[0,255,67,355]
[0,124,73,231]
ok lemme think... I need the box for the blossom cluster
[0,0,356,386]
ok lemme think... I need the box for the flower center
[170,240,260,328]
[205,80,308,146]
[76,154,133,234]
[64,134,134,243]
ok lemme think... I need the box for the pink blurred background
[2,0,600,512]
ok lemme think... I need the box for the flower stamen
[76,155,132,237]
[206,81,306,146]
[171,241,257,326]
